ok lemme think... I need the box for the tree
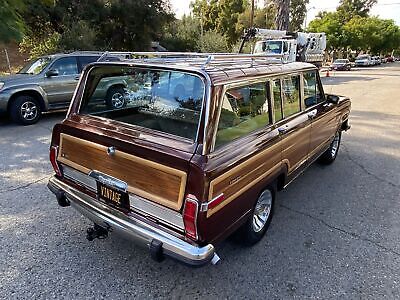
[161,15,201,51]
[308,12,347,52]
[20,0,174,56]
[191,0,245,45]
[0,0,25,43]
[289,0,309,31]
[196,30,230,52]
[217,0,246,44]
[274,0,290,30]
[337,0,377,22]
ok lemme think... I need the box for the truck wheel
[10,95,41,125]
[319,131,341,164]
[236,186,275,246]
[106,86,126,109]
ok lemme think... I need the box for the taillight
[183,194,199,241]
[50,146,62,177]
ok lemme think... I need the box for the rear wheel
[106,86,126,109]
[10,95,41,125]
[236,186,275,246]
[319,131,341,164]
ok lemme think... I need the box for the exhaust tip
[211,253,221,265]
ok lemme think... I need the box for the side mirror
[326,94,339,104]
[45,69,59,77]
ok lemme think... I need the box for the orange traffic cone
[326,69,330,77]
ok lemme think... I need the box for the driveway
[0,63,399,299]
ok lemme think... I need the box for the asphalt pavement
[0,63,399,299]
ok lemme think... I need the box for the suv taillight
[50,146,62,177]
[183,194,199,241]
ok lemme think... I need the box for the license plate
[97,181,130,210]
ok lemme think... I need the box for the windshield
[80,66,205,140]
[18,57,52,75]
[254,41,283,54]
[357,55,369,60]
[335,59,348,63]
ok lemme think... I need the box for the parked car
[355,54,373,67]
[330,59,352,71]
[0,51,130,125]
[47,53,351,266]
[386,56,394,63]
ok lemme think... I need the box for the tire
[236,186,276,246]
[319,130,342,165]
[10,95,41,125]
[105,86,126,109]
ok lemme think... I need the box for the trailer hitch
[86,224,109,241]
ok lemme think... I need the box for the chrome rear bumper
[48,176,215,266]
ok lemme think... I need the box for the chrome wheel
[111,92,125,108]
[20,101,38,121]
[252,190,273,233]
[331,132,340,157]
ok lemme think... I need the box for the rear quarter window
[215,82,271,148]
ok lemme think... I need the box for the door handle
[323,103,334,109]
[307,110,317,120]
[74,75,80,80]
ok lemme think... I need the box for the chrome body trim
[48,176,214,266]
[62,165,185,231]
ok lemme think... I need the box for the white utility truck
[239,28,326,67]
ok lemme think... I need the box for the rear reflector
[50,146,62,177]
[183,194,199,241]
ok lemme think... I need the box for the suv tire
[319,131,341,164]
[106,86,127,109]
[236,186,276,246]
[10,95,41,125]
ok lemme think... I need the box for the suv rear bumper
[48,176,215,267]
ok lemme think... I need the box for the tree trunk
[274,0,290,30]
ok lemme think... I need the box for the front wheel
[106,86,127,109]
[10,95,42,125]
[319,131,342,164]
[236,186,275,246]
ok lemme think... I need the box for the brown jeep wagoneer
[48,53,351,266]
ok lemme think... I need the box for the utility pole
[4,48,12,74]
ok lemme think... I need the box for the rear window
[80,66,205,140]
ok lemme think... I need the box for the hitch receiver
[86,224,109,241]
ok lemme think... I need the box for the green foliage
[308,12,346,51]
[196,30,230,52]
[289,0,309,31]
[191,0,245,45]
[308,8,400,55]
[20,0,174,57]
[161,16,201,52]
[337,0,377,22]
[344,17,400,54]
[0,0,25,43]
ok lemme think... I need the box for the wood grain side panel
[58,134,187,210]
[207,143,281,217]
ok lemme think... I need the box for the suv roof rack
[97,51,286,68]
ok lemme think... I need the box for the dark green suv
[0,51,129,125]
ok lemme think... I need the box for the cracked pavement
[0,63,399,299]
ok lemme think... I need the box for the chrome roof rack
[96,51,286,67]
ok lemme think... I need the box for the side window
[272,79,283,122]
[282,75,301,117]
[303,71,323,108]
[79,56,100,70]
[50,57,78,76]
[215,82,270,148]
